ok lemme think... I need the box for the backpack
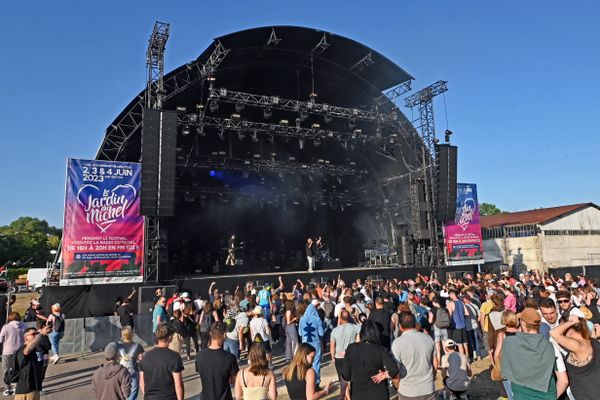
[435,307,451,329]
[199,312,213,333]
[322,301,335,320]
[225,316,236,333]
[3,352,19,385]
[118,343,139,375]
[53,314,65,333]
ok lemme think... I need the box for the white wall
[541,206,600,230]
[541,235,600,269]
[483,236,543,271]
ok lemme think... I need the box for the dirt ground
[11,292,40,316]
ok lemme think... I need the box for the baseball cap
[444,339,456,348]
[518,308,541,326]
[104,342,118,361]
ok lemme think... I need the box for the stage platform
[41,264,476,318]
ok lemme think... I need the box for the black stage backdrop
[40,265,477,318]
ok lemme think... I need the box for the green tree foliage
[0,217,62,268]
[479,202,503,216]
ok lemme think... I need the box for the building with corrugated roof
[480,203,600,273]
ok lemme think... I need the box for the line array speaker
[436,144,458,221]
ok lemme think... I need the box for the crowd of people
[3,269,600,399]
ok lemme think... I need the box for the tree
[479,203,503,216]
[0,217,62,267]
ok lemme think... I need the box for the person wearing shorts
[447,289,469,355]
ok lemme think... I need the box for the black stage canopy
[96,26,426,277]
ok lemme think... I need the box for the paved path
[8,340,495,399]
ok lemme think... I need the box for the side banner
[443,183,484,266]
[61,159,144,285]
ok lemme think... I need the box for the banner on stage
[61,159,144,285]
[443,183,484,266]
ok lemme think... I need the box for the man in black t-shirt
[195,321,239,400]
[13,325,51,399]
[139,324,184,400]
[368,296,391,349]
[117,298,134,329]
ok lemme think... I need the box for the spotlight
[263,107,272,119]
[209,100,219,113]
[182,125,191,135]
[188,114,198,123]
[231,113,241,120]
[280,119,289,126]
[176,106,187,112]
[311,123,321,129]
[235,102,245,112]
[271,96,280,105]
[209,170,216,177]
[444,129,453,143]
[353,129,362,134]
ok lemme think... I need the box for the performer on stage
[225,234,236,267]
[306,236,322,273]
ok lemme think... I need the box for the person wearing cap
[441,339,471,399]
[23,300,45,323]
[501,308,561,399]
[249,305,272,364]
[92,342,132,400]
[299,299,324,384]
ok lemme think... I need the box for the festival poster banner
[61,159,144,285]
[443,183,484,266]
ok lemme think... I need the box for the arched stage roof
[96,26,426,273]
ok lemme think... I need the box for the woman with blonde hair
[234,343,277,400]
[283,343,332,400]
[492,310,519,399]
[117,326,144,400]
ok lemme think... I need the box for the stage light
[311,123,321,129]
[209,100,219,113]
[235,102,245,112]
[324,115,332,124]
[218,128,225,140]
[433,138,440,144]
[219,88,227,96]
[231,113,241,120]
[279,119,289,126]
[252,131,259,142]
[271,96,280,105]
[295,118,301,129]
[188,113,198,123]
[264,107,272,119]
[354,129,362,134]
[288,156,295,161]
[209,170,216,177]
[182,125,191,135]
[444,129,453,142]
[299,138,304,149]
[176,106,187,112]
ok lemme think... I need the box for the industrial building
[481,203,600,273]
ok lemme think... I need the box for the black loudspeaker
[141,109,160,215]
[436,144,458,221]
[157,110,177,217]
[140,109,178,216]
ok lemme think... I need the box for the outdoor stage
[41,264,476,318]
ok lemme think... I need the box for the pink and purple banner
[61,159,144,285]
[443,183,484,266]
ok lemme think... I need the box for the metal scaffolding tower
[144,21,170,282]
[405,80,448,267]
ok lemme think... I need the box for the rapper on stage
[306,237,322,273]
[225,234,236,267]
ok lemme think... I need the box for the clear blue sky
[1,1,599,228]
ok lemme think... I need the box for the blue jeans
[223,338,239,359]
[129,370,139,400]
[310,341,322,384]
[49,331,64,355]
[502,380,513,400]
[260,305,271,321]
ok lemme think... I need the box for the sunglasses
[557,299,570,304]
